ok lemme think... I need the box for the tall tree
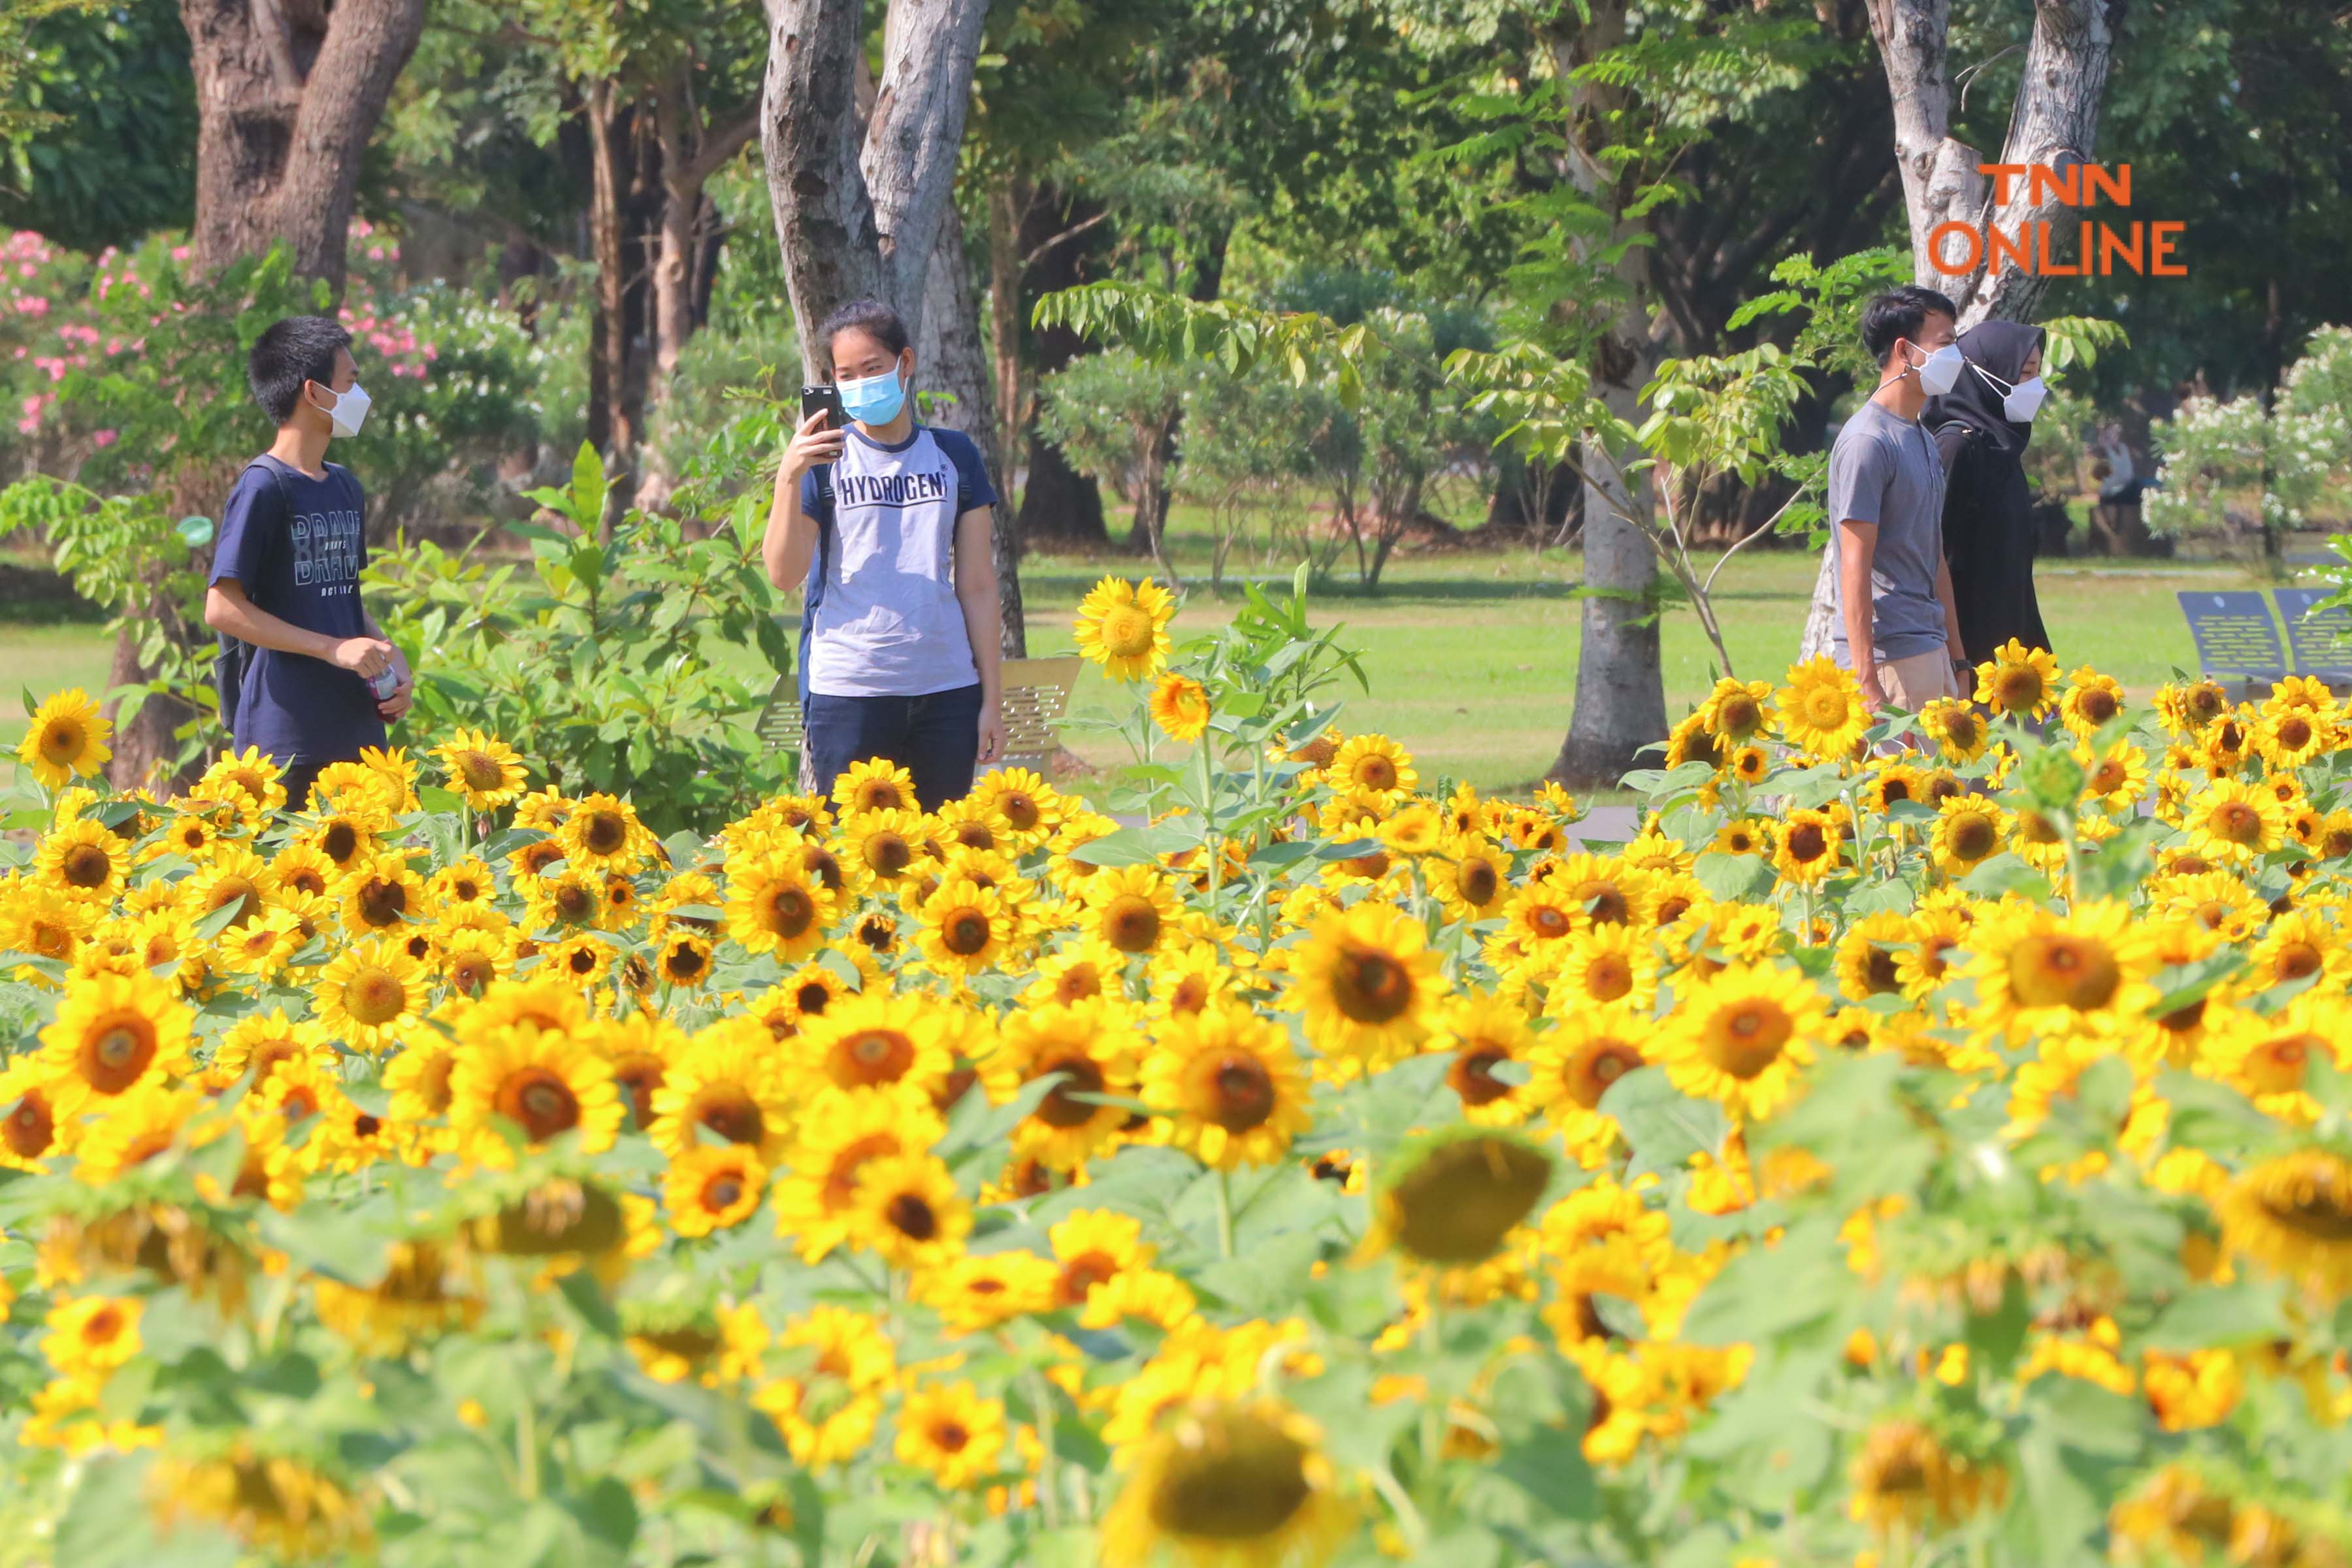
[1797,0,2123,660]
[179,0,429,293]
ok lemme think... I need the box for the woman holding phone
[762,299,1006,810]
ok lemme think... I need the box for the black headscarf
[1923,319,2045,460]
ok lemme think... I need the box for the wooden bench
[756,655,1085,791]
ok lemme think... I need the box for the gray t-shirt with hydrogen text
[1826,398,1949,665]
[800,424,996,698]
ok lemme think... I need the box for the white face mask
[1910,342,1965,397]
[1973,362,2048,423]
[310,380,371,439]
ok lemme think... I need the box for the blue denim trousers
[803,682,984,811]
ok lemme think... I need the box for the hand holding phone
[784,386,847,480]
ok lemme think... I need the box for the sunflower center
[931,1420,971,1452]
[665,943,708,980]
[1572,1041,1642,1107]
[856,916,896,952]
[82,1017,157,1093]
[862,832,912,876]
[2254,1165,2352,1242]
[583,813,628,856]
[1718,696,1761,736]
[1803,689,1848,727]
[322,823,359,864]
[943,910,992,956]
[5,1092,54,1158]
[1450,1047,1513,1107]
[37,718,85,764]
[834,1029,915,1088]
[855,781,905,813]
[702,1173,747,1213]
[1353,757,1399,792]
[1205,1054,1277,1133]
[2008,934,2121,1011]
[1458,860,1499,906]
[1881,779,1913,804]
[60,843,113,889]
[347,970,409,1026]
[1000,792,1040,830]
[885,1191,939,1242]
[451,955,494,996]
[1582,955,1633,1001]
[1149,1409,1313,1541]
[2080,689,2118,724]
[2274,942,2323,981]
[1707,1001,1792,1079]
[2089,761,2124,792]
[1103,894,1162,953]
[1333,947,1411,1023]
[693,1089,765,1147]
[1528,905,1570,938]
[457,751,508,792]
[1950,815,1998,860]
[2213,803,2263,843]
[355,876,408,927]
[553,883,596,922]
[1100,606,1156,658]
[1787,824,1829,863]
[1995,669,2044,708]
[497,1067,581,1142]
[1863,947,1902,994]
[1036,1054,1107,1128]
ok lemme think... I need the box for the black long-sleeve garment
[1927,321,2053,664]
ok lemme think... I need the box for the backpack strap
[794,464,836,711]
[214,457,303,740]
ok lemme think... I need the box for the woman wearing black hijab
[1927,319,2053,664]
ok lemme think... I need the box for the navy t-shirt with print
[208,455,386,764]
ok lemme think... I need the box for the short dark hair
[247,316,353,425]
[817,298,909,375]
[1860,286,1959,366]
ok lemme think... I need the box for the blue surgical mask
[837,363,907,426]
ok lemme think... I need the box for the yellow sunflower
[839,808,928,894]
[1771,808,1844,885]
[753,1306,896,1469]
[988,998,1142,1166]
[555,792,654,873]
[1083,862,1181,956]
[1100,1399,1351,1568]
[37,815,127,904]
[1430,834,1512,923]
[723,849,839,962]
[1972,638,2059,721]
[648,1017,796,1164]
[849,1151,970,1269]
[1774,656,1869,760]
[663,1144,768,1237]
[972,766,1065,851]
[431,728,529,811]
[0,1058,59,1170]
[1328,732,1418,799]
[1428,992,1541,1126]
[447,1022,623,1165]
[2212,1147,2352,1301]
[1286,900,1439,1071]
[1524,1005,1649,1152]
[1073,575,1176,682]
[792,989,959,1102]
[196,746,288,821]
[1150,672,1212,742]
[1141,1004,1313,1169]
[313,937,427,1054]
[2057,667,2127,738]
[2182,777,2286,865]
[1653,962,1826,1120]
[1698,677,1772,742]
[915,873,1017,977]
[337,851,424,936]
[16,688,111,789]
[1929,796,2008,879]
[1544,922,1659,1013]
[1965,899,2154,1039]
[37,969,195,1123]
[895,1382,1007,1490]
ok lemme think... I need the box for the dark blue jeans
[804,683,984,811]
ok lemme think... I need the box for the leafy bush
[2148,323,2352,559]
[364,440,792,838]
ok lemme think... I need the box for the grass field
[0,518,2307,798]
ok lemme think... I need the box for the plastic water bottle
[368,665,401,702]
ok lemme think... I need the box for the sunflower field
[3,575,2352,1568]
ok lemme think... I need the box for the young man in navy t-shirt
[203,316,415,811]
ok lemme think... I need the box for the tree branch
[1019,208,1112,270]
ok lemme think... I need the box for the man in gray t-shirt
[1829,286,1970,714]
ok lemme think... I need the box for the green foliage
[2150,324,2352,562]
[365,441,793,837]
[0,0,193,250]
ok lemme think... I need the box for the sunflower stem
[1214,1166,1235,1258]
[515,1356,541,1499]
[1026,1366,1064,1530]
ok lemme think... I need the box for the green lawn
[0,527,2285,798]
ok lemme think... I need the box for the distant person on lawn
[762,298,1005,811]
[1829,286,1971,713]
[204,316,414,812]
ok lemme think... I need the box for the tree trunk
[583,80,639,534]
[150,0,422,793]
[759,0,988,376]
[1544,2,1668,789]
[915,201,1026,657]
[1801,0,2123,661]
[987,173,1030,512]
[181,0,429,296]
[652,93,759,386]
